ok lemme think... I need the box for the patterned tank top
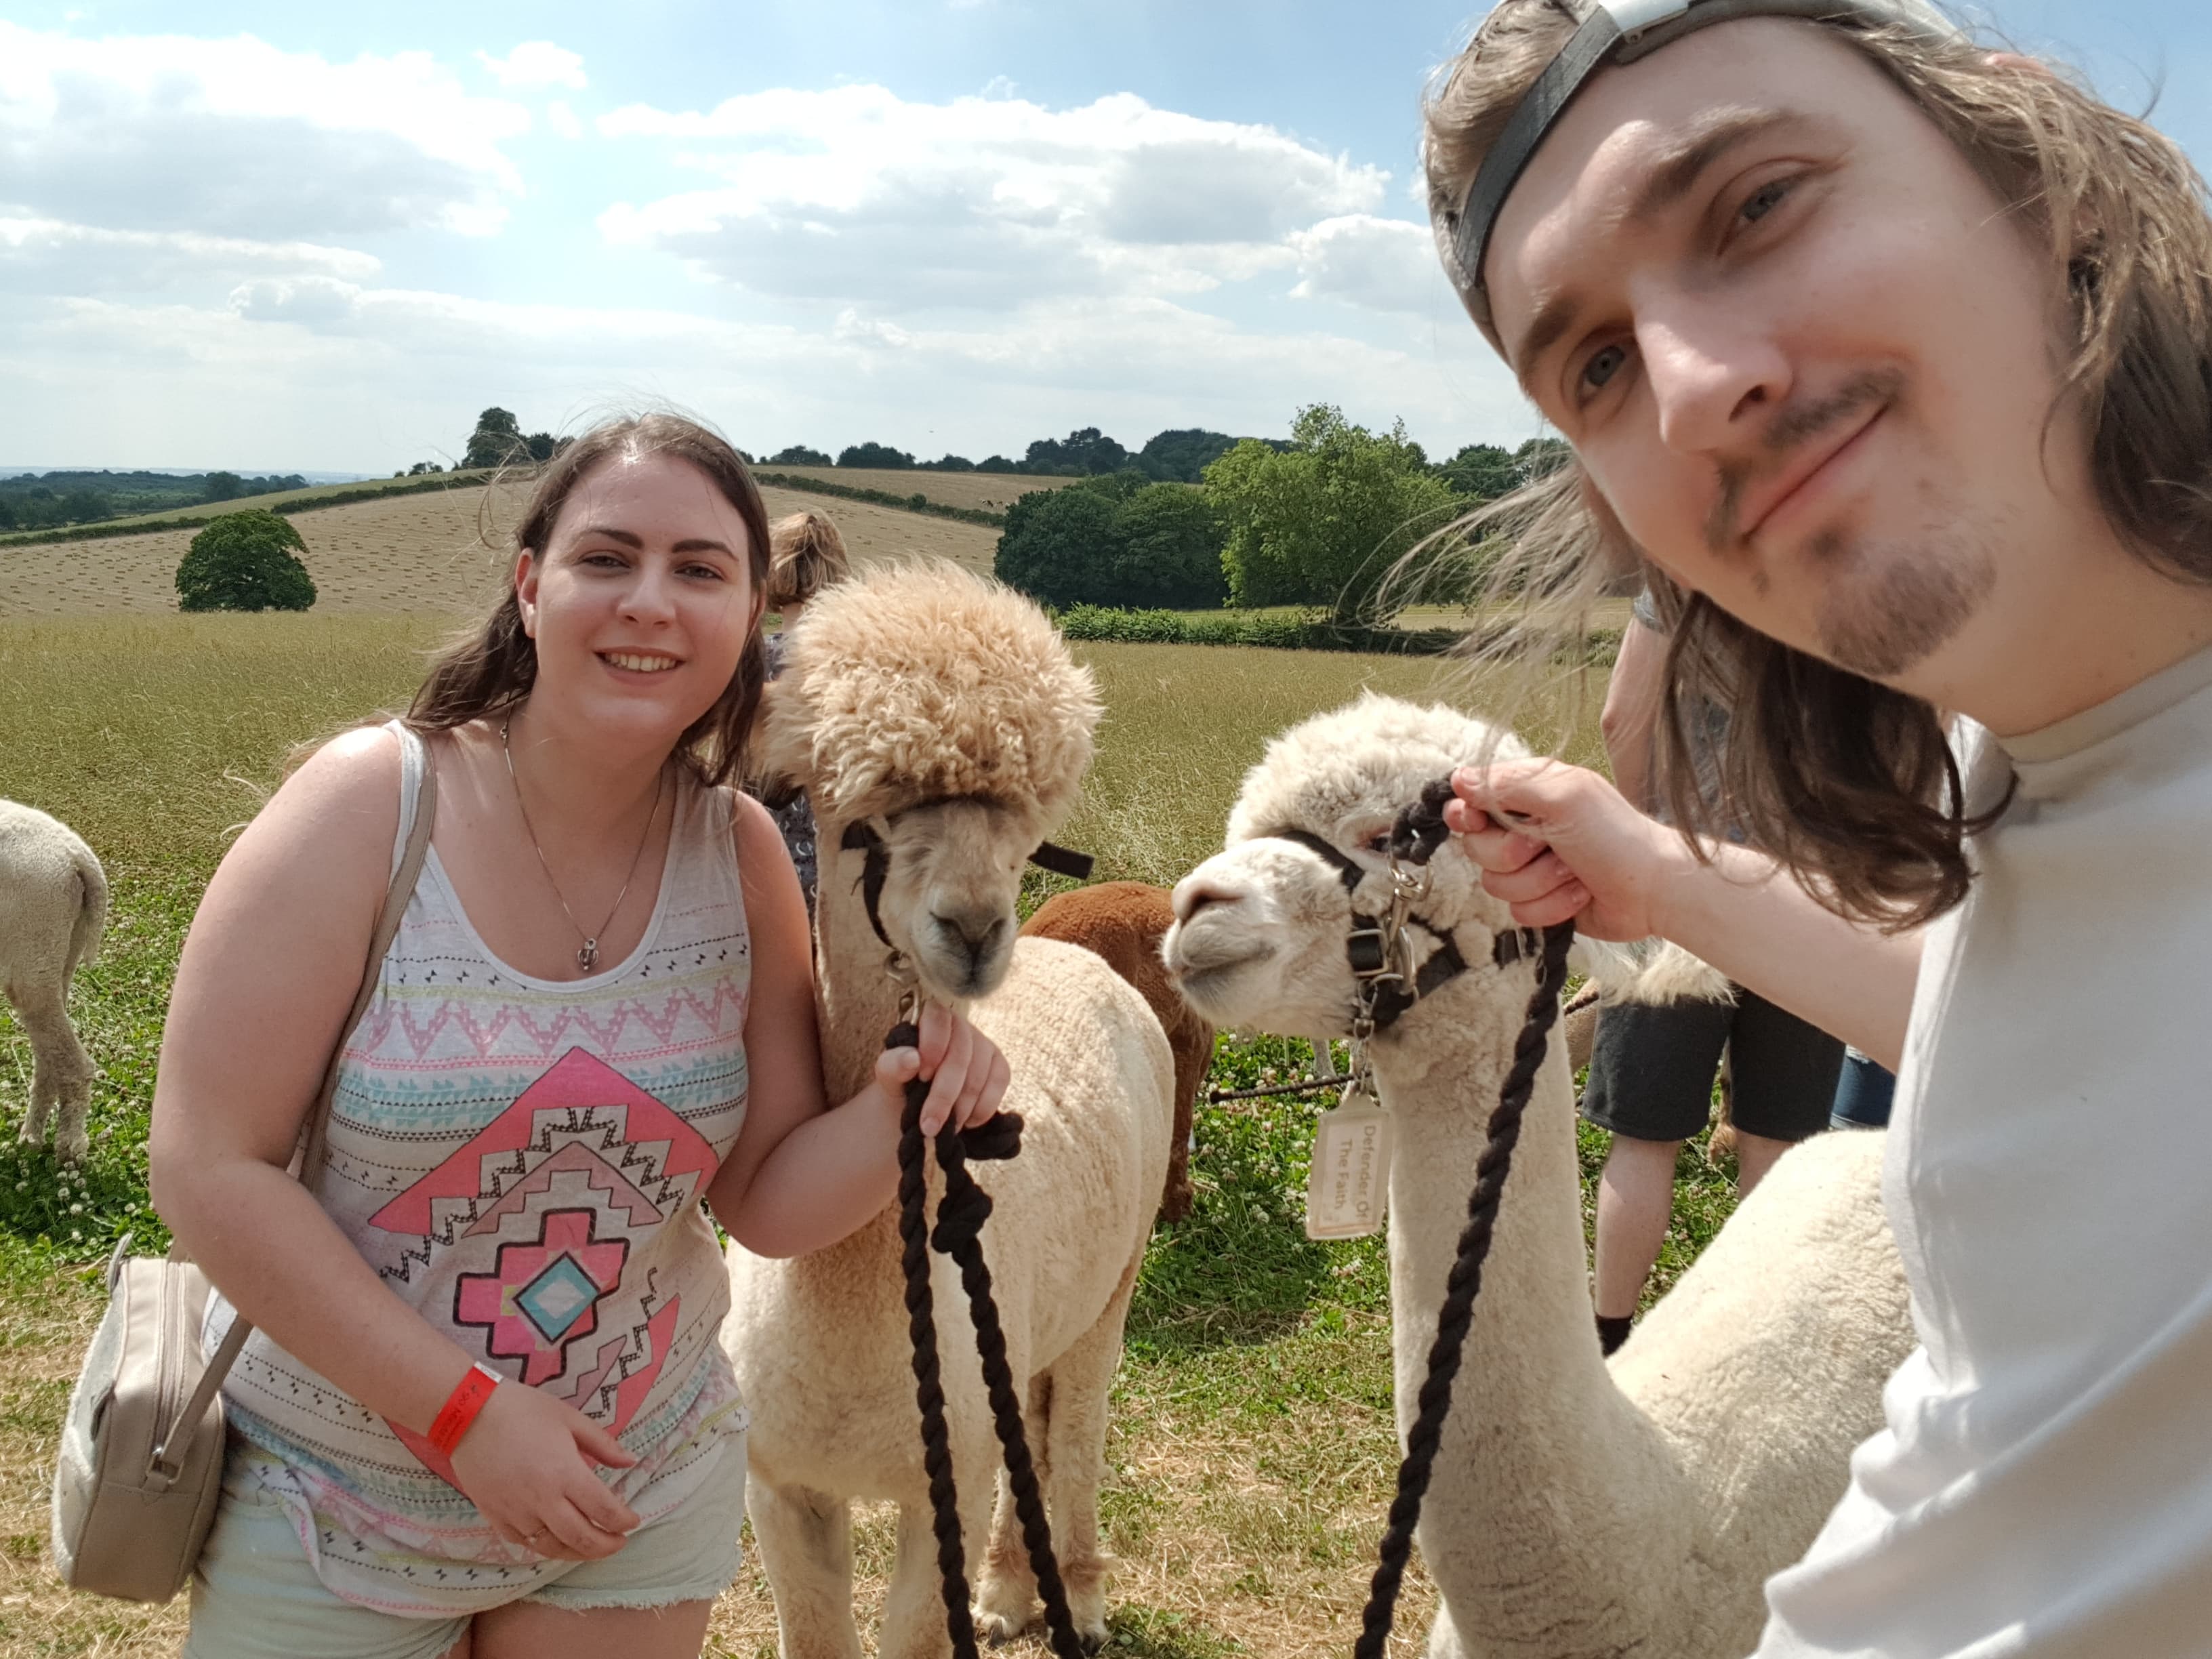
[203,722,751,1616]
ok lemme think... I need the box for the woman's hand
[447,1380,640,1561]
[874,1002,1011,1136]
[1443,758,1686,941]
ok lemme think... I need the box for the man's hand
[1444,758,1686,940]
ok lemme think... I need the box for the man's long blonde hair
[1425,3,2212,926]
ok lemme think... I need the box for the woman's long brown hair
[1422,6,2212,928]
[407,413,773,786]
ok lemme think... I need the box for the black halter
[840,815,1095,953]
[1265,798,1538,1034]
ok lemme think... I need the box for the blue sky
[2,1,2208,473]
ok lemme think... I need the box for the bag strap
[152,737,440,1480]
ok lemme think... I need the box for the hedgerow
[0,470,497,548]
[750,471,1007,527]
[1052,605,1462,654]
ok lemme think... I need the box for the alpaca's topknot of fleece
[1225,692,1529,846]
[762,561,1101,830]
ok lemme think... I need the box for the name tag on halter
[1305,1086,1394,1240]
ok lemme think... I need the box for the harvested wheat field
[762,465,1087,514]
[0,482,1000,618]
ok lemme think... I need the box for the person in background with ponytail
[754,509,849,916]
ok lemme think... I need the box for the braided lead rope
[1351,779,1576,1659]
[890,1023,981,1659]
[888,1021,1088,1659]
[928,1120,1090,1659]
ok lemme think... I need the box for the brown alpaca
[1021,882,1211,1223]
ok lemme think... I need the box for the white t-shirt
[1756,642,2212,1658]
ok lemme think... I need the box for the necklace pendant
[577,940,599,973]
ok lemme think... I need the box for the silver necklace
[501,718,665,974]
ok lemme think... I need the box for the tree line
[993,406,1566,623]
[762,427,1276,485]
[0,468,308,531]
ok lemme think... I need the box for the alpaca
[725,562,1176,1659]
[0,800,107,1162]
[1019,882,1213,1223]
[1162,693,1912,1659]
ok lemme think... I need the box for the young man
[1422,3,2212,1654]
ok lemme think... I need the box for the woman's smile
[598,649,682,675]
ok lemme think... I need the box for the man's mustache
[1706,367,1905,552]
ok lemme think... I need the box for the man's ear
[514,548,541,638]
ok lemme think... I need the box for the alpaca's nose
[1171,872,1245,923]
[930,908,1006,966]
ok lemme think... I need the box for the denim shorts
[184,1432,746,1659]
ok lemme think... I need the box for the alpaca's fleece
[1021,882,1212,1223]
[0,800,107,1162]
[1572,935,1734,1006]
[1225,693,1729,1007]
[1225,692,1528,849]
[762,561,1101,830]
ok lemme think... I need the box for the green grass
[0,613,1729,1659]
[0,615,456,1255]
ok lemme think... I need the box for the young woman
[150,414,1010,1659]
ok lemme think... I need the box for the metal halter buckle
[882,948,922,1026]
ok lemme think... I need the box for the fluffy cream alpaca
[726,562,1175,1659]
[1163,693,1912,1659]
[0,800,106,1162]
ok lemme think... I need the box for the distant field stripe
[0,470,499,547]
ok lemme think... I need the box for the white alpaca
[725,562,1176,1659]
[0,800,107,1163]
[1163,694,1912,1659]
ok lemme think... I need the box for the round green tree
[175,510,318,613]
[994,485,1126,609]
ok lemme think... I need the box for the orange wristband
[428,1362,502,1458]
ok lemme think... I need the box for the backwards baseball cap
[1441,0,1961,343]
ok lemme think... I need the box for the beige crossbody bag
[51,751,438,1603]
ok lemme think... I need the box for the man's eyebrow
[1507,106,1812,388]
[1626,105,1808,227]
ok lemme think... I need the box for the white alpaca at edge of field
[724,560,1176,1659]
[0,800,107,1163]
[1163,693,1913,1659]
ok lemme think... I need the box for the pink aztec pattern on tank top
[203,723,752,1616]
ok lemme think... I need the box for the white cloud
[0,273,1534,471]
[476,42,588,91]
[0,218,379,295]
[1288,214,1458,316]
[0,36,1541,472]
[228,273,373,327]
[0,22,529,239]
[596,86,1387,310]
